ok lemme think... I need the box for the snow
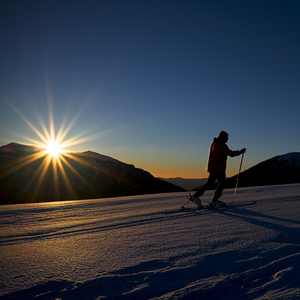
[1,184,300,300]
[275,152,300,168]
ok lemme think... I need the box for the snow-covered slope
[1,184,300,299]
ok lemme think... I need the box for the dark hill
[158,177,208,191]
[225,152,300,188]
[160,152,300,191]
[0,143,184,204]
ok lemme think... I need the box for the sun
[46,140,62,157]
[4,97,114,202]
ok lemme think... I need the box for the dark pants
[193,172,226,201]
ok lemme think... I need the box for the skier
[190,131,246,207]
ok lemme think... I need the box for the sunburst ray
[1,98,118,202]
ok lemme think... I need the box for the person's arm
[222,145,246,157]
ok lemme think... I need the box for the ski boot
[188,193,203,208]
[210,198,227,208]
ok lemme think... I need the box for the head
[218,131,229,143]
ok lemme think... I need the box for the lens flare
[2,97,116,201]
[46,140,62,157]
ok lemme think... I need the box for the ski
[180,197,257,211]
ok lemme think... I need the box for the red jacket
[207,138,241,173]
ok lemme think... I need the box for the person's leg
[193,173,217,198]
[212,172,226,201]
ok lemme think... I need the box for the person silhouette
[190,131,246,207]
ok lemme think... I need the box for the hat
[218,131,228,139]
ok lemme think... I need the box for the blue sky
[1,0,299,178]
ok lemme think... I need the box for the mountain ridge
[0,142,184,204]
[1,143,299,204]
[160,152,300,190]
[225,152,300,188]
[158,177,207,191]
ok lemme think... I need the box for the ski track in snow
[0,184,300,300]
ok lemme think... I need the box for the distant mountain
[225,152,300,188]
[0,143,184,204]
[160,152,300,191]
[158,177,207,191]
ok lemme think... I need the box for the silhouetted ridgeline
[1,143,299,204]
[0,143,184,204]
[158,177,208,191]
[225,152,300,188]
[160,153,300,191]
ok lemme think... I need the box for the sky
[0,0,299,179]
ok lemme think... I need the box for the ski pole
[232,152,244,203]
[181,193,192,207]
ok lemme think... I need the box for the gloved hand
[240,148,246,154]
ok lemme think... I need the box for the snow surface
[1,184,300,300]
